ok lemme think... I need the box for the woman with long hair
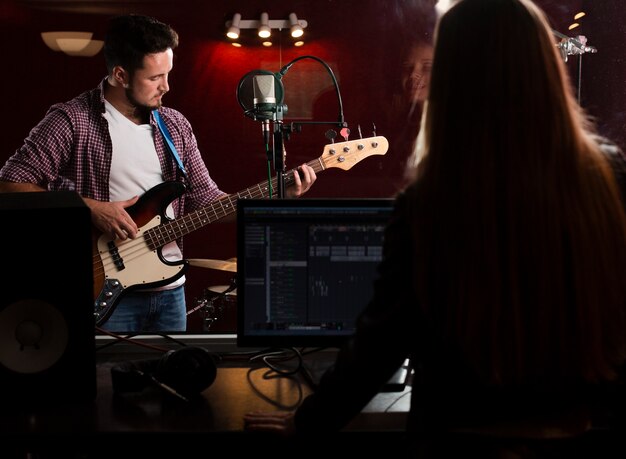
[245,0,626,454]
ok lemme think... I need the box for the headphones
[111,346,218,401]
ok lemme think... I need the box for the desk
[0,351,411,457]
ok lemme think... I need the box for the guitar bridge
[94,278,123,324]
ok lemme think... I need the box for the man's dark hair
[104,14,179,75]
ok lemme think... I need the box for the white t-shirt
[103,100,185,289]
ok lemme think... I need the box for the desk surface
[0,349,410,455]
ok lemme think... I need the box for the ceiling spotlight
[258,12,271,39]
[226,13,241,39]
[289,13,304,38]
[224,13,308,43]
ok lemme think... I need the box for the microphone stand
[240,56,348,197]
[273,105,287,199]
[552,30,597,104]
[272,118,348,199]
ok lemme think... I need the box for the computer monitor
[236,198,395,349]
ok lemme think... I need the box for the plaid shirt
[0,78,224,219]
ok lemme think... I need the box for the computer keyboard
[301,357,412,393]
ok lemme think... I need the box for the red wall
[1,0,623,332]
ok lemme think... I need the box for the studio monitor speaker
[0,191,96,405]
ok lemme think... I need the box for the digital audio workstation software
[237,198,394,349]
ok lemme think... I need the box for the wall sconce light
[258,12,271,38]
[225,12,308,41]
[41,31,104,57]
[226,13,241,39]
[288,13,304,38]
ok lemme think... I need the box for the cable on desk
[216,349,268,362]
[248,347,304,376]
[384,389,412,412]
[214,346,330,364]
[245,366,304,410]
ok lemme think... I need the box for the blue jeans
[100,285,187,333]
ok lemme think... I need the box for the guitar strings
[92,154,335,285]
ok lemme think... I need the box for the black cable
[245,367,304,410]
[248,347,304,376]
[384,389,412,413]
[266,146,273,199]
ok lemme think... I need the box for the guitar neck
[143,135,389,250]
[144,157,325,249]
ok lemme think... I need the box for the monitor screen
[236,198,395,348]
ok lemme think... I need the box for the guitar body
[92,136,389,326]
[92,181,189,325]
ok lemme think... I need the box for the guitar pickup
[107,240,125,270]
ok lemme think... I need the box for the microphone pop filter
[236,70,285,120]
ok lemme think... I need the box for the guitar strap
[152,109,190,184]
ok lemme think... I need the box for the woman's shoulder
[596,136,625,159]
[597,137,626,183]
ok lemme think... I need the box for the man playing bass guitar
[0,14,317,333]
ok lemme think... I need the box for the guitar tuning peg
[325,129,337,143]
[357,125,363,139]
[372,122,377,137]
[340,127,350,142]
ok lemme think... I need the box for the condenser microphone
[252,74,277,121]
[253,74,277,145]
[236,69,286,146]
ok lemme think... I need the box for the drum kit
[186,257,237,332]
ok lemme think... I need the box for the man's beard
[125,86,161,117]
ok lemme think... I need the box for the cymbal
[206,285,237,296]
[187,258,237,272]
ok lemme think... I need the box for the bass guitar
[93,136,389,325]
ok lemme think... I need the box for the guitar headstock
[319,136,389,171]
